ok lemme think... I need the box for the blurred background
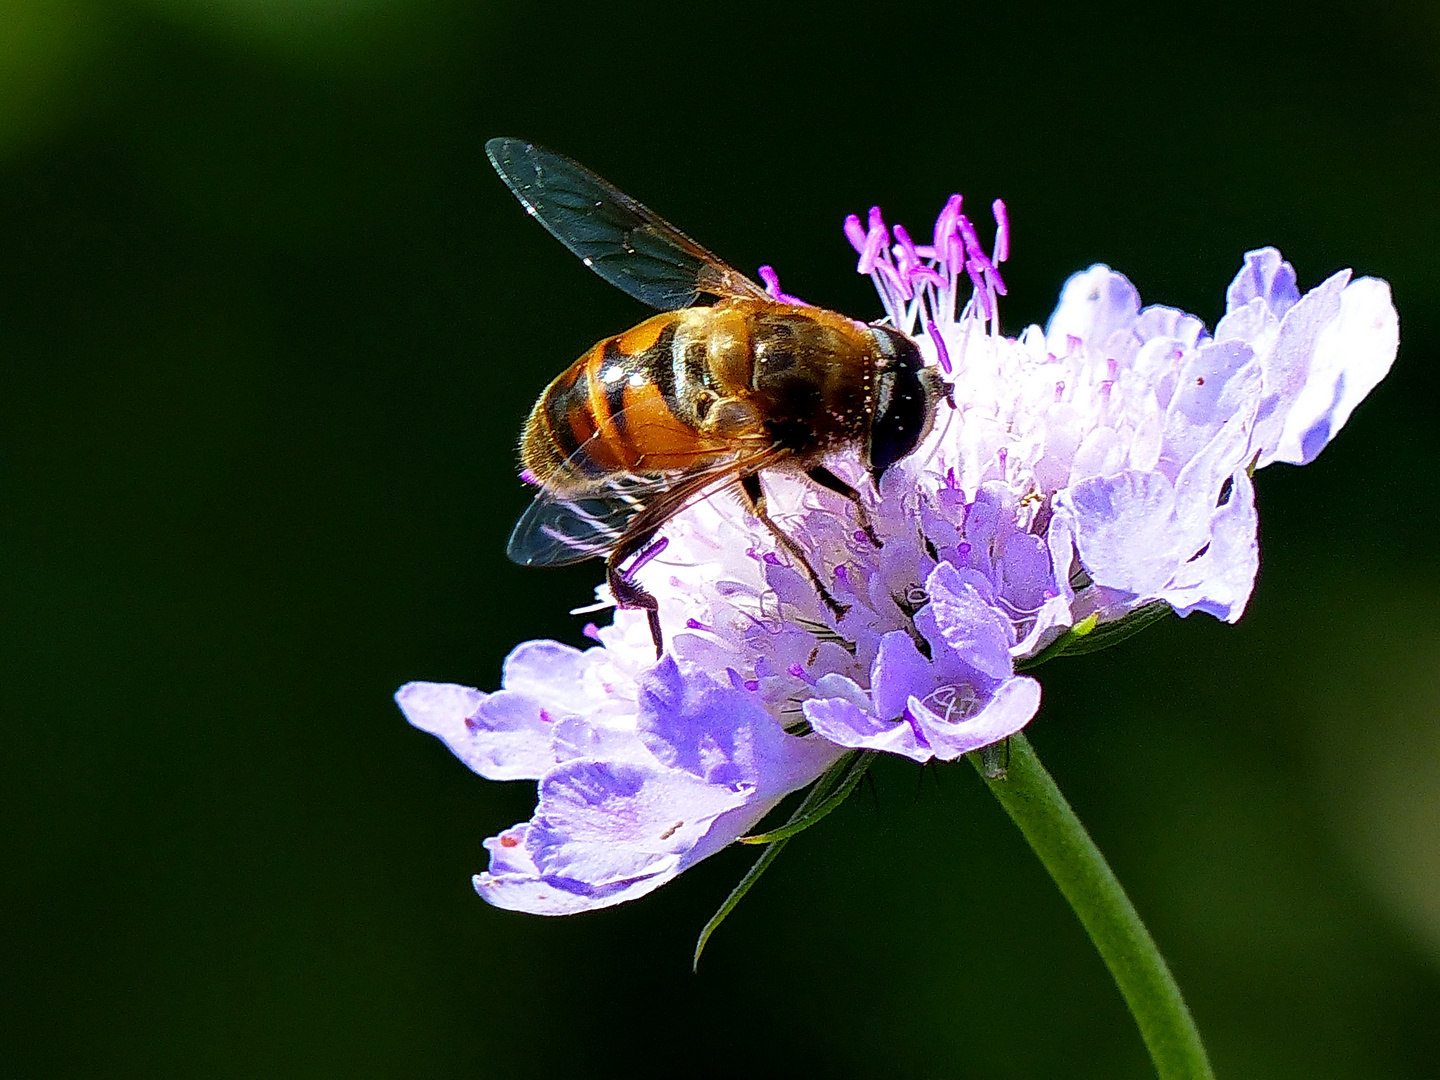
[3,0,1438,1076]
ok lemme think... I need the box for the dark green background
[4,1,1439,1076]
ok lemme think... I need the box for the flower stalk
[969,734,1214,1080]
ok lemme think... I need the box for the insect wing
[506,428,786,570]
[486,138,768,311]
[506,476,647,568]
[507,462,737,568]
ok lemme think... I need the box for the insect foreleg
[740,473,849,622]
[607,545,664,659]
[805,464,881,547]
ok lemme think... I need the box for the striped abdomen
[520,311,731,488]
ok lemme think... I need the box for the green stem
[968,733,1215,1080]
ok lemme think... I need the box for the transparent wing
[507,448,781,568]
[486,137,769,311]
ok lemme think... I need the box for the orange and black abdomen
[521,312,728,488]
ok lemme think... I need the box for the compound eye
[867,329,933,480]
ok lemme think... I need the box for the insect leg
[608,532,664,659]
[740,473,849,621]
[805,464,881,547]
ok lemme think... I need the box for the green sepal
[737,751,877,845]
[1016,601,1172,672]
[1016,612,1099,671]
[692,751,855,971]
[1059,601,1172,657]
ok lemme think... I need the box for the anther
[926,318,952,374]
[991,198,1010,263]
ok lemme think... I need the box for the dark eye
[867,330,931,480]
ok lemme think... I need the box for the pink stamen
[843,213,868,254]
[965,259,990,317]
[957,215,991,270]
[959,213,1007,298]
[991,198,1010,263]
[858,206,889,274]
[893,223,921,269]
[909,265,947,291]
[933,194,963,255]
[758,264,811,307]
[582,623,602,642]
[926,318,952,374]
[875,258,913,301]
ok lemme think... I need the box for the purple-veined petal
[396,681,556,781]
[1226,247,1300,320]
[529,759,745,884]
[920,562,1016,680]
[637,656,839,796]
[1251,269,1350,466]
[1265,276,1398,466]
[906,674,1041,760]
[1158,468,1259,623]
[803,694,932,763]
[1057,470,1184,599]
[870,631,934,721]
[1045,265,1141,360]
[1160,340,1261,475]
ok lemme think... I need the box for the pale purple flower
[399,196,1397,916]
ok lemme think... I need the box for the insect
[488,138,946,657]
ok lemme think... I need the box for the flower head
[400,195,1397,916]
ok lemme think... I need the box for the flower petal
[921,562,1015,680]
[396,681,556,781]
[1252,268,1350,466]
[802,694,932,762]
[529,759,743,882]
[1045,265,1141,361]
[870,630,934,721]
[1266,276,1399,466]
[637,656,839,796]
[1160,339,1261,475]
[1226,247,1300,320]
[1157,468,1259,623]
[1057,470,1182,599]
[906,674,1041,760]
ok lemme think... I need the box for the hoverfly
[488,138,945,657]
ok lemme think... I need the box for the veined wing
[507,450,782,569]
[486,138,769,311]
